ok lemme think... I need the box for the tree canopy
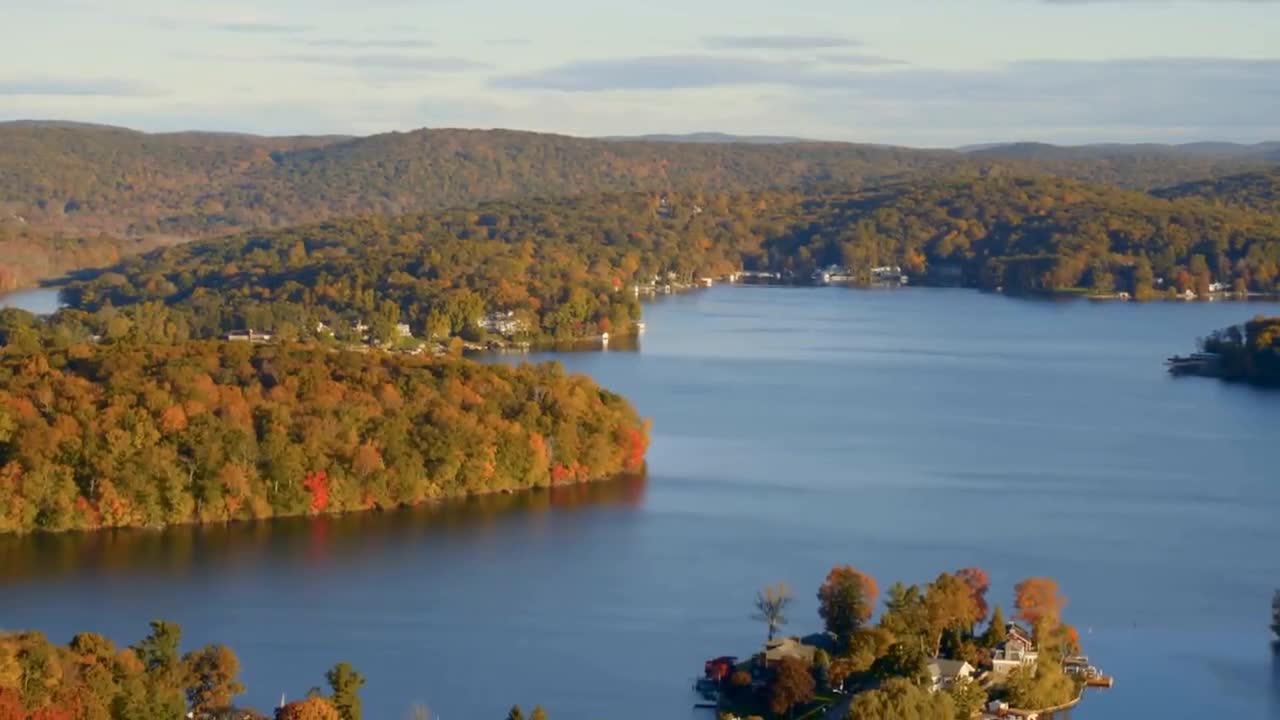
[0,341,647,534]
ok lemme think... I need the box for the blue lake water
[2,286,1280,719]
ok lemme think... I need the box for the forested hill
[0,123,968,238]
[4,122,1277,242]
[56,176,1280,347]
[1151,168,1280,214]
[0,340,648,534]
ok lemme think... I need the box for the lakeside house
[762,637,818,667]
[925,658,975,692]
[224,329,273,343]
[479,310,529,337]
[992,623,1039,674]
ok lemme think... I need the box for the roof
[764,637,817,665]
[926,659,975,679]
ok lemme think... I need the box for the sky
[2,0,1278,146]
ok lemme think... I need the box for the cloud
[491,53,1279,140]
[818,54,908,67]
[703,34,861,50]
[279,53,490,71]
[306,38,434,49]
[492,55,821,91]
[216,21,311,33]
[0,78,158,97]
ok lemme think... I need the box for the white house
[992,624,1039,674]
[925,658,975,692]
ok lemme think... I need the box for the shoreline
[0,466,648,539]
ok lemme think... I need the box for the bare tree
[753,582,793,642]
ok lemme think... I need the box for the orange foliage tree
[817,566,879,640]
[276,697,340,720]
[1013,577,1066,630]
[955,567,991,624]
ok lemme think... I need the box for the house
[762,637,818,667]
[395,323,413,339]
[224,329,273,343]
[813,265,854,285]
[992,623,1039,674]
[925,658,975,692]
[1208,282,1228,293]
[479,310,528,337]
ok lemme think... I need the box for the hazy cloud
[306,38,434,49]
[492,55,820,91]
[217,21,311,33]
[818,53,908,67]
[280,53,490,71]
[0,78,157,97]
[703,34,861,50]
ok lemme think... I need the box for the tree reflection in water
[0,472,646,585]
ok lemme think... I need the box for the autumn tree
[325,663,365,720]
[277,697,340,720]
[529,706,548,720]
[768,658,814,718]
[848,678,954,720]
[817,566,878,642]
[922,573,980,657]
[752,582,793,642]
[946,677,986,720]
[954,567,990,625]
[1013,578,1065,631]
[182,644,245,713]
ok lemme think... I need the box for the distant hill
[1152,168,1280,213]
[3,122,1280,291]
[598,132,811,144]
[963,141,1280,160]
[0,123,975,239]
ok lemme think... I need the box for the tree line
[52,175,1280,349]
[1,620,547,720]
[2,123,1276,295]
[0,336,647,534]
[1200,315,1280,386]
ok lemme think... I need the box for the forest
[0,336,648,534]
[50,174,1280,347]
[3,123,1275,240]
[1200,316,1280,386]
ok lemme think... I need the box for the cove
[3,286,1280,720]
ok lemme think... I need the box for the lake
[2,286,1280,720]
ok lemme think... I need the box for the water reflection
[0,473,646,585]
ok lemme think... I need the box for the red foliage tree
[955,567,991,624]
[302,470,329,514]
[0,689,25,720]
[1013,577,1066,628]
[623,426,647,470]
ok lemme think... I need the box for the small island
[1168,316,1280,387]
[698,567,1108,720]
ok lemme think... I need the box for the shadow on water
[0,473,646,586]
[1272,644,1280,719]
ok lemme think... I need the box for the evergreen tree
[985,605,1007,647]
[507,706,524,720]
[325,663,365,720]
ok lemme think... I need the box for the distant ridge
[961,141,1280,159]
[598,132,811,145]
[1,119,1277,244]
